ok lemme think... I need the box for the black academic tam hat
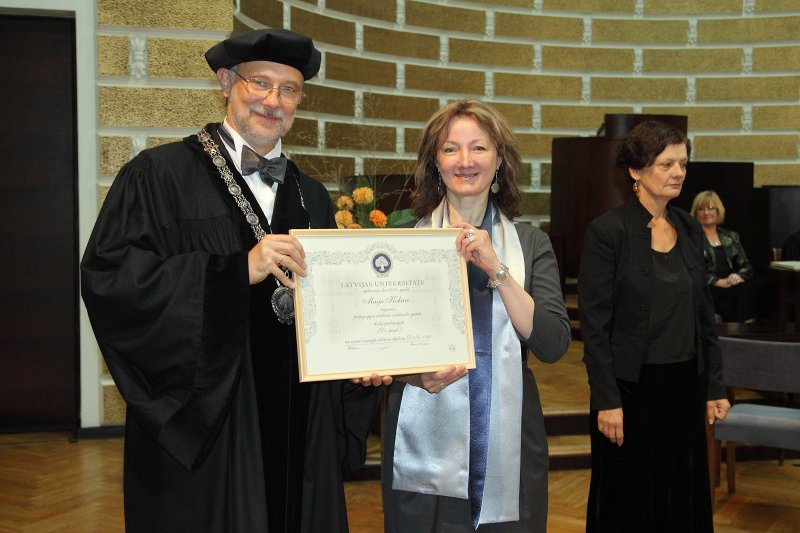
[205,28,321,80]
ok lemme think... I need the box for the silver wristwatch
[487,263,509,290]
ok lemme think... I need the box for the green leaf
[387,208,417,228]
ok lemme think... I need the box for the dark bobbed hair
[411,99,522,219]
[616,120,691,174]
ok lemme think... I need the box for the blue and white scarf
[393,198,524,527]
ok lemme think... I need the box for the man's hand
[248,234,306,286]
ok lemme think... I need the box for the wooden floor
[2,340,798,532]
[531,339,589,415]
[0,432,798,532]
[347,460,800,533]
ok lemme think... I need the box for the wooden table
[771,261,800,325]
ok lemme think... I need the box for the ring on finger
[467,235,476,243]
[277,254,284,266]
[468,228,475,238]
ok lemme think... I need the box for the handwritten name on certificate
[291,228,476,382]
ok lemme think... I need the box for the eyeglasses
[698,206,718,213]
[231,70,304,105]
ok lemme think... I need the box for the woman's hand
[707,399,731,424]
[597,408,624,446]
[397,365,468,394]
[351,374,393,387]
[450,222,501,277]
[715,273,744,289]
[448,222,537,339]
[727,273,744,286]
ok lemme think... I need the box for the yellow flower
[335,209,353,228]
[336,195,354,210]
[369,209,388,228]
[348,223,362,229]
[352,186,374,205]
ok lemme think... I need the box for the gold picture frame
[290,228,476,382]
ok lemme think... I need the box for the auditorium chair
[711,337,800,495]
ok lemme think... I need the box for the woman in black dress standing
[578,121,730,532]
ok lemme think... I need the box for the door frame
[0,0,100,428]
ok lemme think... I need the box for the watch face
[495,264,508,281]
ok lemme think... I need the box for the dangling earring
[490,168,500,194]
[436,168,443,195]
[632,180,640,194]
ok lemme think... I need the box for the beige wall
[99,1,800,215]
[93,0,800,425]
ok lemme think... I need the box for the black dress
[586,243,713,532]
[81,124,378,533]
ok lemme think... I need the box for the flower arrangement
[334,176,415,229]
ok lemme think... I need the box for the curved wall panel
[231,0,800,224]
[88,0,800,427]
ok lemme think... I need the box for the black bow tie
[216,124,287,186]
[240,146,287,186]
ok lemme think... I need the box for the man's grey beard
[236,105,295,151]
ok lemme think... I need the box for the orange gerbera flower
[369,209,388,228]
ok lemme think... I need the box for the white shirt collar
[218,118,281,222]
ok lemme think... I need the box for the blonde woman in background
[691,190,757,323]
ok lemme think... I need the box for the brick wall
[239,0,797,215]
[95,0,800,424]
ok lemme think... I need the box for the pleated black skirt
[586,359,714,533]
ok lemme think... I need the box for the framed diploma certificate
[290,228,476,382]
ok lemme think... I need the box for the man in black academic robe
[81,29,378,533]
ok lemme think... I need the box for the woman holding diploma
[362,99,570,532]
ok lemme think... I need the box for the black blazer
[578,196,726,410]
[701,226,754,286]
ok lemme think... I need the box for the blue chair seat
[714,404,800,451]
[710,337,800,496]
